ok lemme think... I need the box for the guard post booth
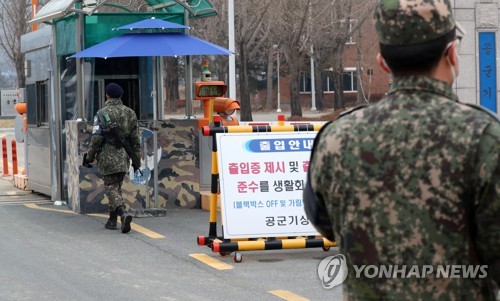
[24,0,218,213]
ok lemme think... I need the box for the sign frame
[216,131,320,239]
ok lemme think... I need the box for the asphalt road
[0,192,342,301]
[0,112,340,301]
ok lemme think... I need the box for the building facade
[455,0,499,113]
[270,1,500,114]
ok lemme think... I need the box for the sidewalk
[0,175,30,195]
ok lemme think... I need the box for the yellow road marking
[269,290,309,301]
[189,253,234,270]
[86,213,165,239]
[127,222,165,239]
[87,213,109,218]
[25,204,165,239]
[24,203,78,214]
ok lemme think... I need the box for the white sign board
[1,90,22,117]
[216,132,320,238]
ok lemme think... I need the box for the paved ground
[0,141,342,301]
[0,196,341,301]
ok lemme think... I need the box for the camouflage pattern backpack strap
[303,104,370,241]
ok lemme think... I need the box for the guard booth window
[25,80,49,126]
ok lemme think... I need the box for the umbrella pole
[185,55,193,118]
[152,56,159,208]
[144,136,150,207]
[158,56,165,119]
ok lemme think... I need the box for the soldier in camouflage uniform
[84,83,141,234]
[304,0,499,300]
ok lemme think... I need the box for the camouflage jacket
[307,76,500,300]
[87,98,140,176]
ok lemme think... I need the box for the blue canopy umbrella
[69,32,232,59]
[113,18,188,31]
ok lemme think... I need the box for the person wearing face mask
[304,0,499,300]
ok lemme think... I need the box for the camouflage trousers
[102,172,126,212]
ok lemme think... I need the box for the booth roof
[30,0,217,25]
[144,0,217,17]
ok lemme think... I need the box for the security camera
[213,98,240,115]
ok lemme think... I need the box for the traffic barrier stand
[197,117,336,263]
[11,140,18,176]
[2,138,8,175]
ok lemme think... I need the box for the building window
[299,73,312,93]
[301,68,357,93]
[343,68,357,92]
[36,80,49,126]
[343,19,357,45]
[323,72,335,92]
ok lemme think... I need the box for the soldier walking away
[83,83,141,234]
[304,0,499,300]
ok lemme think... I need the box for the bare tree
[232,0,273,121]
[0,0,31,88]
[190,0,230,85]
[163,57,180,112]
[0,70,16,89]
[352,0,378,105]
[308,0,339,111]
[275,0,310,117]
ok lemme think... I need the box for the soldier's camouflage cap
[374,0,462,46]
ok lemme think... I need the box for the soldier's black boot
[104,211,117,230]
[116,206,133,234]
[104,210,117,230]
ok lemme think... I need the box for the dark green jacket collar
[388,76,458,102]
[105,98,123,106]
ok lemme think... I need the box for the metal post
[24,134,27,176]
[32,0,38,32]
[310,45,316,111]
[76,1,84,119]
[158,57,164,119]
[185,56,193,118]
[228,0,236,99]
[50,27,64,204]
[152,56,159,208]
[11,140,18,176]
[152,58,157,127]
[184,10,194,118]
[308,2,316,112]
[1,138,8,175]
[143,137,149,207]
[276,50,281,113]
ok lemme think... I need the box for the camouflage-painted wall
[67,119,200,214]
